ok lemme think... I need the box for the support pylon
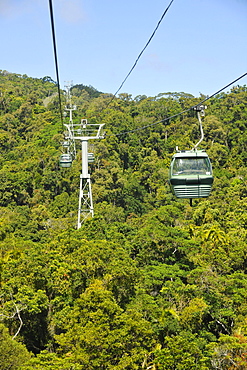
[63,118,105,228]
[61,84,105,228]
[77,137,92,228]
[77,177,94,228]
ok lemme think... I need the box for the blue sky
[1,0,246,98]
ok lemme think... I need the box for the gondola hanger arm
[193,105,206,150]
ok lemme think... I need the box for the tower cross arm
[70,122,105,141]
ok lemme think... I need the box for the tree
[0,323,30,369]
[208,334,247,370]
[55,280,156,369]
[154,331,210,370]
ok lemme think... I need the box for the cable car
[88,153,95,163]
[62,140,70,148]
[168,150,213,199]
[59,153,73,168]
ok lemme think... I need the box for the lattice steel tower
[61,85,104,228]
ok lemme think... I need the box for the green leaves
[208,333,247,370]
[0,73,247,369]
[155,331,210,370]
[55,280,155,369]
[0,324,30,369]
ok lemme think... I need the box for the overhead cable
[101,0,175,113]
[106,72,247,137]
[113,0,175,97]
[197,72,247,106]
[48,0,64,129]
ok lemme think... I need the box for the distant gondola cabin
[88,153,95,163]
[59,153,73,168]
[168,150,213,198]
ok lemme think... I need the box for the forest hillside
[0,70,247,370]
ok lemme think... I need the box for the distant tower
[66,118,105,228]
[61,86,105,228]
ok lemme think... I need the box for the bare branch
[11,301,23,339]
[0,298,25,339]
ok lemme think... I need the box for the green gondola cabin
[59,153,73,168]
[168,150,213,199]
[88,153,95,163]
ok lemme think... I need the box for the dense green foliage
[0,70,247,369]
